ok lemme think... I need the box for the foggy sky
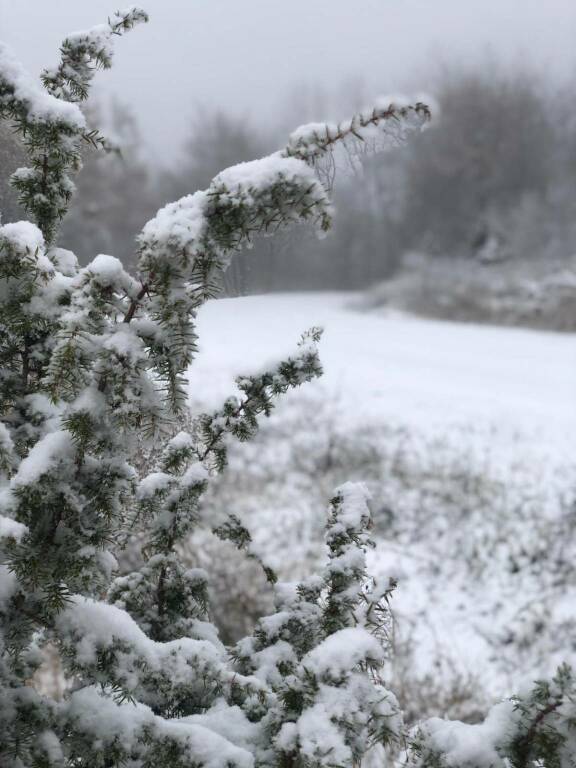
[1,0,575,164]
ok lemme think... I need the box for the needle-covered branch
[0,7,147,243]
[0,8,438,768]
[284,98,431,162]
[410,664,576,768]
[3,11,572,768]
[42,7,149,103]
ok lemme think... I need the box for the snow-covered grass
[186,292,576,720]
[357,257,576,333]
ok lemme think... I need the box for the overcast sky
[1,0,575,163]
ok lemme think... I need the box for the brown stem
[94,276,151,394]
[123,280,150,324]
[285,104,430,159]
[197,389,261,464]
[21,334,30,389]
[514,700,562,768]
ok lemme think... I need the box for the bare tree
[400,66,558,260]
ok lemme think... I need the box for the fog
[1,0,575,161]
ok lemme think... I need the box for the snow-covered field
[187,292,576,716]
[190,292,575,458]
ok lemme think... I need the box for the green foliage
[41,8,149,103]
[411,664,576,768]
[0,7,147,244]
[2,8,572,767]
[0,8,572,767]
[507,664,575,768]
[1,6,573,768]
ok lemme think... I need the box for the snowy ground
[187,292,576,715]
[189,292,575,458]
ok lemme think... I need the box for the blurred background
[2,0,576,328]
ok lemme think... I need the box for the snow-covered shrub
[171,394,575,726]
[358,255,576,331]
[2,9,574,768]
[0,9,436,768]
[411,664,576,768]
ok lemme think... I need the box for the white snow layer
[187,293,575,460]
[0,44,85,128]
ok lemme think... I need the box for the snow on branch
[411,664,576,768]
[231,480,402,767]
[138,154,333,269]
[132,158,330,410]
[0,44,84,129]
[42,7,149,102]
[194,327,324,471]
[0,16,445,768]
[129,330,323,627]
[0,8,147,244]
[283,98,431,162]
[65,686,254,768]
[323,482,374,633]
[55,596,262,713]
[130,101,428,408]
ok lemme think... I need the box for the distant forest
[2,66,576,295]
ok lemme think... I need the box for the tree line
[2,65,575,294]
